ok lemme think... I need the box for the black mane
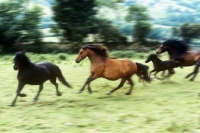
[15,51,31,64]
[81,44,109,58]
[163,39,189,53]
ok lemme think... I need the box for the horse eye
[80,52,82,54]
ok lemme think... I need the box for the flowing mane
[81,44,109,58]
[163,39,189,53]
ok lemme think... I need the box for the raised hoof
[19,93,27,97]
[68,84,72,89]
[106,92,111,95]
[125,93,131,95]
[190,79,194,81]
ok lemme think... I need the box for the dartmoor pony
[75,44,150,95]
[145,54,182,80]
[156,39,200,81]
[11,52,72,106]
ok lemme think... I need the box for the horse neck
[167,48,181,60]
[20,60,34,70]
[87,50,106,64]
[151,56,162,65]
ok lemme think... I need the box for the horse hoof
[10,104,15,107]
[88,92,92,94]
[190,79,194,81]
[77,91,82,94]
[68,85,72,89]
[106,92,111,95]
[125,93,131,95]
[19,93,27,97]
[57,93,62,96]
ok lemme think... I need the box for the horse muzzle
[13,66,19,70]
[75,59,81,63]
[156,50,162,54]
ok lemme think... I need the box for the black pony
[11,51,72,106]
[145,54,182,80]
[156,39,200,81]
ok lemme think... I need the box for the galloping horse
[156,39,200,81]
[145,54,182,80]
[11,52,72,106]
[75,44,150,95]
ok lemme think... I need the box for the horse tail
[56,67,72,88]
[136,62,151,83]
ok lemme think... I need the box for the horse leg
[161,71,165,77]
[185,62,200,81]
[149,70,156,79]
[125,78,134,95]
[106,79,126,95]
[154,71,164,80]
[162,69,175,80]
[50,78,62,96]
[10,82,25,106]
[33,84,43,102]
[87,83,93,94]
[79,77,94,93]
[164,69,175,80]
[189,65,199,81]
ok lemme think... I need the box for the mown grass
[0,52,200,133]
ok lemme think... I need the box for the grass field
[0,53,200,133]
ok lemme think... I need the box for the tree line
[0,0,200,53]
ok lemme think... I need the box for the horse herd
[10,39,200,106]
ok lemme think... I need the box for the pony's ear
[21,51,26,55]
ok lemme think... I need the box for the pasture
[0,52,200,133]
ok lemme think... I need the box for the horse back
[36,62,58,76]
[180,50,200,66]
[102,59,137,80]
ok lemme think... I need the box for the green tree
[52,0,97,43]
[96,0,124,8]
[0,0,43,51]
[94,19,126,43]
[180,22,200,44]
[125,4,152,43]
[17,5,43,45]
[172,22,200,44]
[171,26,180,38]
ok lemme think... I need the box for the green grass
[0,53,200,133]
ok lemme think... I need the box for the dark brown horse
[75,44,150,95]
[11,52,72,106]
[156,39,200,81]
[145,54,182,80]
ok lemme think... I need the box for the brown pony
[156,39,200,81]
[75,44,150,95]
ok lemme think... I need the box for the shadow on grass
[160,80,179,84]
[96,95,130,101]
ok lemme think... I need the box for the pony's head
[75,44,108,63]
[156,39,188,54]
[13,51,29,70]
[145,54,157,63]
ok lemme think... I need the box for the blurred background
[0,0,200,54]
